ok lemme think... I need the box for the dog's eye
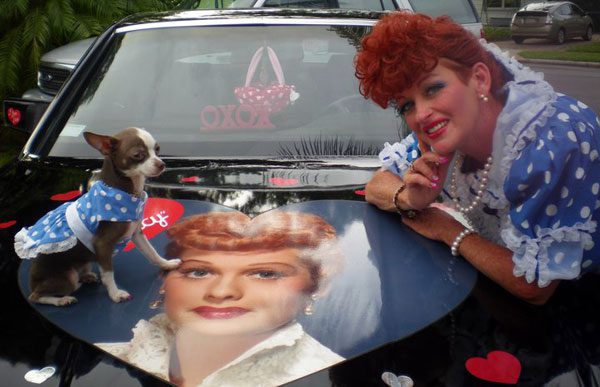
[132,153,144,161]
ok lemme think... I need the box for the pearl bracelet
[451,228,475,256]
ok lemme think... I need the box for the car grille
[38,65,71,95]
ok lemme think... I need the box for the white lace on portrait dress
[97,314,344,386]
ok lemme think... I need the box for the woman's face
[163,247,314,337]
[395,60,482,156]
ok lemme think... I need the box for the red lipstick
[422,119,448,140]
[193,306,249,319]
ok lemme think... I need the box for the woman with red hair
[356,12,600,305]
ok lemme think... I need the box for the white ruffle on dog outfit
[380,41,600,287]
[14,181,147,258]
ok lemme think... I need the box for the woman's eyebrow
[179,259,214,266]
[244,262,298,270]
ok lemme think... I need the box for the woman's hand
[401,151,452,210]
[365,151,453,212]
[364,169,404,212]
[400,206,463,242]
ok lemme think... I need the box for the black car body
[1,9,600,387]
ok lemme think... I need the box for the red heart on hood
[0,220,17,229]
[7,107,22,126]
[124,198,185,251]
[269,177,299,187]
[180,176,202,183]
[51,190,82,201]
[466,351,521,384]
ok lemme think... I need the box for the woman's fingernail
[439,156,449,164]
[432,175,439,181]
[430,182,438,188]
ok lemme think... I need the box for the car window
[406,0,478,24]
[558,4,571,16]
[49,24,402,159]
[336,0,397,11]
[263,0,331,8]
[572,4,584,16]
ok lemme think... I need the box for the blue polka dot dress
[378,41,600,287]
[14,181,147,258]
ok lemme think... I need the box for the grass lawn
[519,42,600,62]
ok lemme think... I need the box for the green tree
[0,0,173,102]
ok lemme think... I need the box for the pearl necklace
[448,153,493,216]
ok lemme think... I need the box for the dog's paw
[57,296,78,306]
[110,289,132,303]
[80,272,99,283]
[159,258,181,270]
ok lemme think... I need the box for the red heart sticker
[180,176,202,183]
[51,190,82,201]
[354,189,366,196]
[466,351,521,384]
[124,198,185,251]
[269,177,299,187]
[0,220,17,229]
[7,107,22,126]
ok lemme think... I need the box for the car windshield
[50,23,403,159]
[521,3,555,12]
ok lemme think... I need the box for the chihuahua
[14,127,180,306]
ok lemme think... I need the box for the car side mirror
[2,99,49,134]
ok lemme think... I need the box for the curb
[515,56,600,68]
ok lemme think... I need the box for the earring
[149,288,165,309]
[304,294,318,316]
[479,94,489,102]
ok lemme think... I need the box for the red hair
[355,12,507,109]
[165,211,342,293]
[165,211,337,255]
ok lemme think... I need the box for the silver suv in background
[21,37,95,103]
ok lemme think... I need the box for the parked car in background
[510,1,594,44]
[21,38,96,103]
[2,38,95,135]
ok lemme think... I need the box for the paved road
[493,34,600,111]
[528,63,600,112]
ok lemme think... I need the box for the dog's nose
[154,159,166,172]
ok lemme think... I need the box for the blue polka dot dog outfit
[380,41,600,287]
[15,181,147,259]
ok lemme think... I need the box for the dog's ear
[83,132,119,156]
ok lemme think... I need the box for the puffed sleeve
[501,96,600,287]
[379,133,421,177]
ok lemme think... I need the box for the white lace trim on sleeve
[501,218,597,287]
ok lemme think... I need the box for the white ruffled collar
[481,41,558,196]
